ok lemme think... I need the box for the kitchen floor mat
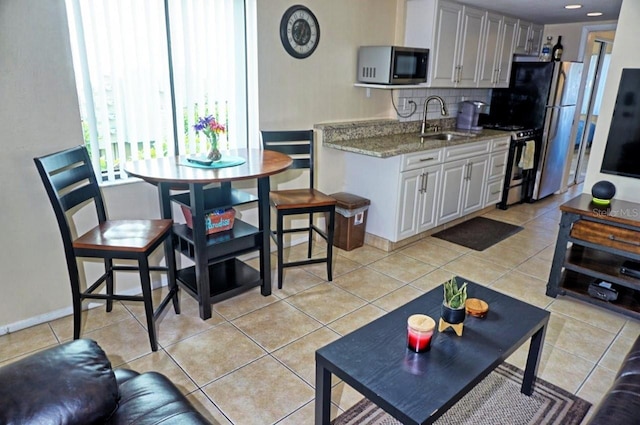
[431,217,523,251]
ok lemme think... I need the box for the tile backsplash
[394,88,492,123]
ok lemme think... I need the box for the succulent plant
[443,277,468,309]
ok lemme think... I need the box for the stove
[482,123,525,131]
[483,123,539,140]
[483,124,541,209]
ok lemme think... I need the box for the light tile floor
[0,184,634,424]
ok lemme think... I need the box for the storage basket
[181,206,235,234]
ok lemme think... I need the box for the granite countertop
[316,119,512,158]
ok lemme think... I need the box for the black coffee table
[315,278,549,425]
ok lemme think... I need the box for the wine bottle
[552,36,563,61]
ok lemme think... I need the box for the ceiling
[457,0,622,24]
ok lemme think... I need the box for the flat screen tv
[601,68,640,179]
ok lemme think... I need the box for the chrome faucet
[421,95,448,134]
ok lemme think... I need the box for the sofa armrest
[114,367,140,385]
[0,339,118,425]
[109,370,211,424]
[588,335,640,424]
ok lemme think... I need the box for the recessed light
[565,4,582,9]
[587,11,603,17]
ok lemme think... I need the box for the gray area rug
[432,217,524,251]
[331,363,591,425]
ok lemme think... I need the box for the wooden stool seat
[270,189,337,210]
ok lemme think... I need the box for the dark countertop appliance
[488,59,583,201]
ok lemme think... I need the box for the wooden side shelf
[171,187,258,212]
[170,183,264,312]
[177,259,262,303]
[560,270,640,316]
[547,194,640,320]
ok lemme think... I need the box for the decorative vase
[441,303,466,325]
[207,136,222,162]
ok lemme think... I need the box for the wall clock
[279,5,320,59]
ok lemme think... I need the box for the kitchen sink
[419,131,477,141]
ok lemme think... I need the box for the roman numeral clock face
[279,5,320,59]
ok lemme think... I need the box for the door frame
[572,38,612,186]
[559,23,617,192]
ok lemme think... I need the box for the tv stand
[547,194,640,320]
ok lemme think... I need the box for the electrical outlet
[402,98,407,109]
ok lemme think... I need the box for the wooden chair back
[34,145,106,272]
[261,130,315,189]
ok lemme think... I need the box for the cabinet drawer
[485,180,503,206]
[488,150,508,179]
[401,148,443,172]
[491,137,510,152]
[443,140,490,162]
[570,220,640,255]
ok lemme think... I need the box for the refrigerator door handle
[545,106,561,142]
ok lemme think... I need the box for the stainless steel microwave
[357,46,429,85]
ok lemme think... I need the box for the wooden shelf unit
[547,194,640,320]
[171,184,264,306]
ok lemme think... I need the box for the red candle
[407,314,435,352]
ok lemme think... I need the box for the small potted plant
[441,276,467,325]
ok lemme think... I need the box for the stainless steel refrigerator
[489,59,584,200]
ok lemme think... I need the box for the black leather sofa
[588,335,640,424]
[0,338,211,425]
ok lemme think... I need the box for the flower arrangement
[194,115,226,160]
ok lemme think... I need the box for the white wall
[543,20,617,62]
[583,0,640,202]
[0,0,84,330]
[257,1,398,130]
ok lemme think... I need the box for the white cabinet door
[529,24,544,56]
[430,1,463,86]
[477,12,502,88]
[514,21,543,55]
[417,165,441,233]
[439,158,466,223]
[462,154,489,214]
[404,0,438,49]
[456,6,485,87]
[495,17,517,87]
[397,165,441,240]
[397,168,423,240]
[514,20,531,54]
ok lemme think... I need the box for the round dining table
[125,149,292,320]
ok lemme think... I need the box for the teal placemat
[181,155,246,169]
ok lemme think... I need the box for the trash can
[329,192,370,251]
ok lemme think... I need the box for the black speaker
[591,180,616,206]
